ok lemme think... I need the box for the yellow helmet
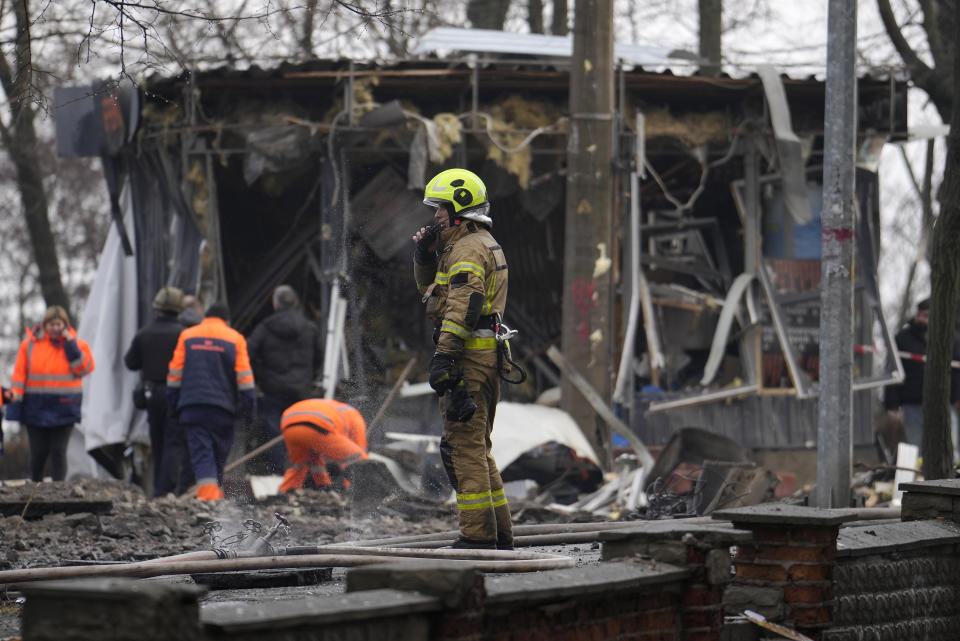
[423,168,492,225]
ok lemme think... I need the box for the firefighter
[277,398,368,493]
[166,302,256,500]
[8,306,95,482]
[411,167,513,550]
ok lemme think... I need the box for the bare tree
[0,1,70,312]
[529,0,544,34]
[894,139,936,328]
[923,91,960,479]
[878,0,958,478]
[551,0,568,35]
[877,0,953,117]
[467,0,511,30]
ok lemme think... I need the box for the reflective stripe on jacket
[413,222,508,357]
[281,398,367,460]
[10,326,95,426]
[167,317,255,415]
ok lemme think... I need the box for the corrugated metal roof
[411,27,694,67]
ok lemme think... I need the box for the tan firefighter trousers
[439,346,513,546]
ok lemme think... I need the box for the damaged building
[54,28,908,492]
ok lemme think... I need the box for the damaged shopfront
[54,29,908,477]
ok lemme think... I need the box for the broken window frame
[646,170,903,414]
[729,171,904,397]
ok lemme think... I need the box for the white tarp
[491,401,600,471]
[68,199,146,478]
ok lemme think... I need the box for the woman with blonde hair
[8,306,95,481]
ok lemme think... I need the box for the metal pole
[816,0,857,508]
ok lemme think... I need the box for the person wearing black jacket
[125,286,194,496]
[247,285,324,474]
[884,298,960,449]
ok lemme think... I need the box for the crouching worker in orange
[278,399,368,492]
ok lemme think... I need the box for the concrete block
[723,585,783,611]
[712,504,858,527]
[898,479,960,496]
[21,577,205,641]
[706,548,733,585]
[901,492,954,521]
[201,588,439,637]
[347,561,482,608]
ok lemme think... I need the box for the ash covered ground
[0,478,460,638]
[0,478,586,639]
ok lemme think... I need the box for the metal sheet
[757,65,812,225]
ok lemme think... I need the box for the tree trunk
[466,0,510,30]
[299,0,319,56]
[895,139,935,329]
[698,0,722,76]
[0,0,69,314]
[921,7,960,480]
[551,0,568,35]
[877,0,954,119]
[528,0,544,34]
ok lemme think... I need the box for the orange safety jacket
[10,325,95,426]
[166,317,256,416]
[279,399,368,492]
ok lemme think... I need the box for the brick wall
[346,559,692,641]
[480,589,680,641]
[714,481,960,641]
[599,523,751,641]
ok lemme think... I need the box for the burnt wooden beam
[0,499,113,519]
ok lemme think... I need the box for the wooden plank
[546,345,654,471]
[0,500,113,519]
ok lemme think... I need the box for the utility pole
[561,0,614,468]
[698,0,722,77]
[816,0,857,508]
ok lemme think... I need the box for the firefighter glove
[416,223,440,252]
[428,352,457,396]
[446,379,477,422]
[414,223,441,264]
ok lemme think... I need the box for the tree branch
[876,0,931,77]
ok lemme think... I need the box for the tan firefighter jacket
[414,221,508,358]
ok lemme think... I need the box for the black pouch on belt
[132,381,149,410]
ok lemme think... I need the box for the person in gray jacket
[247,285,324,474]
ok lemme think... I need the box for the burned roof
[145,56,906,138]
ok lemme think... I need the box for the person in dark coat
[125,286,194,496]
[247,285,324,474]
[884,298,960,448]
[178,294,205,328]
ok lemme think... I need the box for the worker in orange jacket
[167,302,256,500]
[8,306,95,481]
[278,398,368,492]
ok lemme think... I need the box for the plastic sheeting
[491,401,601,471]
[69,200,146,479]
[64,147,204,479]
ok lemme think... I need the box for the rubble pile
[0,478,459,571]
